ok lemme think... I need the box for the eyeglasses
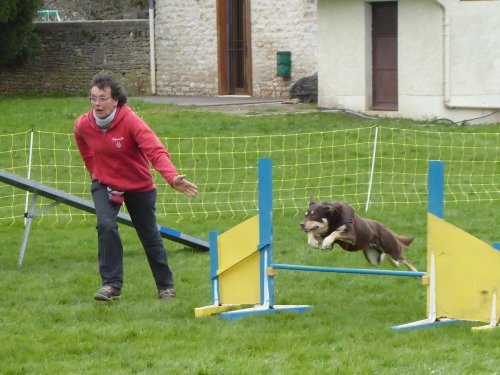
[89,96,112,103]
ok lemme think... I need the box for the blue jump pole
[272,263,426,278]
[428,160,444,219]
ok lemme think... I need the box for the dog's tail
[396,235,414,247]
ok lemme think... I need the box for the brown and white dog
[299,198,417,272]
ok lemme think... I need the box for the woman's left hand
[172,175,198,197]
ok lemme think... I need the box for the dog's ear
[327,203,342,217]
[308,196,316,206]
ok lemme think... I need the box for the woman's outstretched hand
[172,175,198,197]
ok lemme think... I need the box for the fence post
[365,126,379,212]
[24,130,34,225]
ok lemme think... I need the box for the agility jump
[0,169,209,265]
[195,159,499,331]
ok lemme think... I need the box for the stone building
[153,0,318,98]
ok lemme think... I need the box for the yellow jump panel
[428,213,500,324]
[217,214,260,305]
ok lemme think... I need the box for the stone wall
[154,1,218,96]
[155,0,317,98]
[0,20,151,96]
[0,2,318,99]
[250,0,318,97]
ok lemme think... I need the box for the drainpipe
[435,0,454,108]
[436,0,497,109]
[149,0,156,94]
[441,2,452,107]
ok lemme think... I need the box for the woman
[74,71,197,301]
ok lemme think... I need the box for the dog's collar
[340,218,355,251]
[344,218,354,226]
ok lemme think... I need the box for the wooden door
[217,0,252,95]
[372,2,398,110]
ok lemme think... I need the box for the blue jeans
[91,180,174,290]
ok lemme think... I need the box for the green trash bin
[277,51,291,77]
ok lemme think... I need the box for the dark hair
[91,71,127,107]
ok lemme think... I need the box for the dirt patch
[142,96,318,116]
[194,102,317,115]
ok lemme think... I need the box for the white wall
[397,0,445,119]
[439,0,500,108]
[317,0,500,124]
[318,0,369,109]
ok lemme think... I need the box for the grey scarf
[93,108,117,131]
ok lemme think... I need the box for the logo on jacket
[112,137,124,148]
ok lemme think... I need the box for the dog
[299,198,417,272]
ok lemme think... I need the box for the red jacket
[74,105,178,192]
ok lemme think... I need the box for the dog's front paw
[321,237,334,250]
[308,237,320,248]
[307,232,320,248]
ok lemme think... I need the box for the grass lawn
[0,96,499,374]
